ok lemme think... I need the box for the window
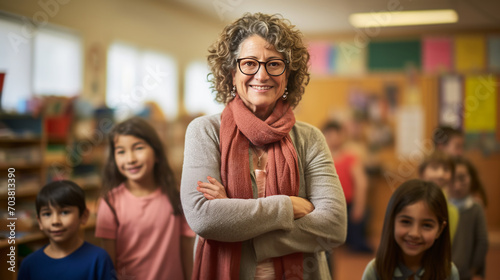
[33,27,82,96]
[0,16,32,112]
[184,61,224,116]
[0,13,82,113]
[106,42,178,120]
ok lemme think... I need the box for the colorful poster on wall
[439,75,463,128]
[329,45,338,75]
[396,106,424,156]
[488,36,500,72]
[337,40,366,75]
[422,37,452,73]
[455,35,486,72]
[463,75,497,132]
[308,42,331,75]
[0,72,4,112]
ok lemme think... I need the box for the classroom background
[0,0,499,279]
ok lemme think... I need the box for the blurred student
[323,120,372,253]
[362,179,459,280]
[433,125,465,157]
[95,117,195,280]
[18,180,114,280]
[418,151,459,243]
[433,125,488,207]
[449,157,489,280]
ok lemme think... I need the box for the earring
[282,87,288,100]
[231,86,236,97]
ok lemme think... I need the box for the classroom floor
[332,232,500,280]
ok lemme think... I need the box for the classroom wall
[295,74,500,235]
[0,0,223,109]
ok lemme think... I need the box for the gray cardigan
[451,198,489,279]
[180,114,347,279]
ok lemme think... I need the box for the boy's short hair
[36,180,87,217]
[418,151,456,177]
[322,120,343,132]
[432,125,464,147]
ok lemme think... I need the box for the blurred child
[362,179,459,280]
[322,121,372,253]
[418,151,459,243]
[433,125,465,157]
[95,117,195,280]
[18,180,114,280]
[449,157,489,280]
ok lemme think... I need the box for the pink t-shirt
[95,184,195,280]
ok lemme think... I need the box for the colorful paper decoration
[463,75,497,132]
[439,75,463,128]
[488,36,500,72]
[422,37,452,73]
[308,42,331,75]
[455,35,486,72]
[337,41,366,75]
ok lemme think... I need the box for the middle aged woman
[180,13,347,280]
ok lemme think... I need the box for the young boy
[418,151,459,243]
[18,180,114,280]
[432,125,465,157]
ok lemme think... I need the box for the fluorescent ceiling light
[349,9,458,27]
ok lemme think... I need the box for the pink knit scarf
[192,95,303,280]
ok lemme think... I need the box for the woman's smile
[232,35,288,120]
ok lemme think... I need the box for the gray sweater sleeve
[252,123,347,261]
[180,115,295,242]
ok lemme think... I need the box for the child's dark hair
[432,125,464,147]
[375,179,451,280]
[102,117,182,222]
[454,156,488,207]
[321,120,343,133]
[36,180,87,217]
[418,151,456,178]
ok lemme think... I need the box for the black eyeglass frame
[236,58,289,76]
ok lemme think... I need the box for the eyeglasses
[236,58,288,76]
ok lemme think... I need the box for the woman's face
[232,34,288,119]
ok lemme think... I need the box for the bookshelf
[0,114,101,280]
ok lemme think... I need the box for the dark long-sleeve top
[450,196,489,280]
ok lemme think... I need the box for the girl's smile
[394,201,445,263]
[114,135,156,185]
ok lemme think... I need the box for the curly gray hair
[207,13,310,108]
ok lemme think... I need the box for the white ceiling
[165,0,500,34]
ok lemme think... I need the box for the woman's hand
[197,176,228,200]
[289,196,314,219]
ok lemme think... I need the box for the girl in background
[453,157,488,208]
[449,157,488,280]
[362,179,459,280]
[95,117,195,280]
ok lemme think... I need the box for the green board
[368,40,421,71]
